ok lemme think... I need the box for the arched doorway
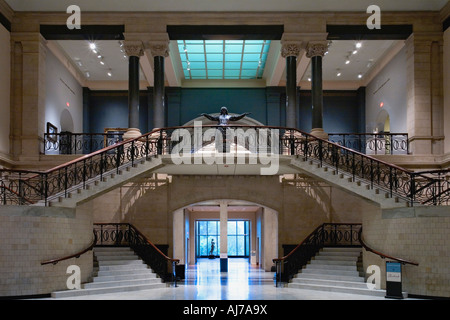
[172,199,278,272]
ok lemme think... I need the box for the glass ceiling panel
[178,40,271,80]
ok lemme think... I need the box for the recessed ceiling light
[352,50,358,55]
[337,72,341,77]
[358,73,363,79]
[100,61,105,65]
[345,60,350,65]
[107,71,112,77]
[89,43,96,50]
[356,42,362,48]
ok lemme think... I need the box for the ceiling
[5,0,449,12]
[16,0,444,88]
[50,38,400,88]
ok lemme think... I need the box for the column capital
[280,34,303,58]
[306,42,328,58]
[147,41,170,58]
[281,42,302,58]
[123,41,144,57]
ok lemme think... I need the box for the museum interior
[0,0,449,300]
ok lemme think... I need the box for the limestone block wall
[362,206,450,298]
[89,174,367,258]
[0,204,93,297]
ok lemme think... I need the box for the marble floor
[39,258,416,301]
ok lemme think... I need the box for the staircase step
[296,272,364,282]
[51,282,166,298]
[94,267,155,277]
[309,259,356,266]
[291,277,369,289]
[288,282,386,297]
[93,272,157,282]
[314,255,359,261]
[301,268,360,277]
[83,278,161,289]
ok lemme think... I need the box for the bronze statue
[201,107,251,152]
[201,106,250,126]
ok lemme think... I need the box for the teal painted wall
[84,87,364,135]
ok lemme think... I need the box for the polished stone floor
[39,258,417,300]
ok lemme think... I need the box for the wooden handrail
[0,185,34,204]
[41,232,97,265]
[358,227,419,266]
[273,224,325,263]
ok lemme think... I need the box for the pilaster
[405,32,444,155]
[10,32,47,160]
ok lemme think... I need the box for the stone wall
[0,203,93,297]
[362,206,450,298]
[89,174,368,261]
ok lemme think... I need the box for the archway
[172,199,278,272]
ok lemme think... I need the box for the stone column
[148,40,170,130]
[281,41,302,129]
[306,42,328,139]
[123,41,144,140]
[219,200,228,272]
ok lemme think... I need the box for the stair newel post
[83,159,86,189]
[100,152,104,180]
[290,130,295,155]
[172,260,178,287]
[64,166,68,198]
[389,166,393,198]
[131,140,135,166]
[370,159,374,189]
[304,135,309,161]
[351,152,356,182]
[410,173,416,206]
[319,139,323,167]
[145,134,149,160]
[44,173,48,206]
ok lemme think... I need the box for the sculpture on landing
[201,106,251,126]
[201,107,251,152]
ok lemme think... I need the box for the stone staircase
[43,156,163,208]
[51,247,165,298]
[289,157,412,209]
[288,247,386,297]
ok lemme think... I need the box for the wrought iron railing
[93,223,179,283]
[0,125,449,207]
[273,223,362,285]
[43,132,125,155]
[328,133,409,155]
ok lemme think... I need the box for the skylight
[178,40,271,80]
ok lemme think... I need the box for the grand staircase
[51,247,165,298]
[288,247,386,297]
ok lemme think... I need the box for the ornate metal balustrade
[273,223,362,285]
[1,125,449,207]
[93,223,179,283]
[43,132,125,155]
[328,133,409,155]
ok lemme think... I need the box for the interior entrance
[172,200,278,272]
[196,220,250,258]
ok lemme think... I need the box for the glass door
[196,220,250,258]
[227,220,250,257]
[196,220,220,258]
